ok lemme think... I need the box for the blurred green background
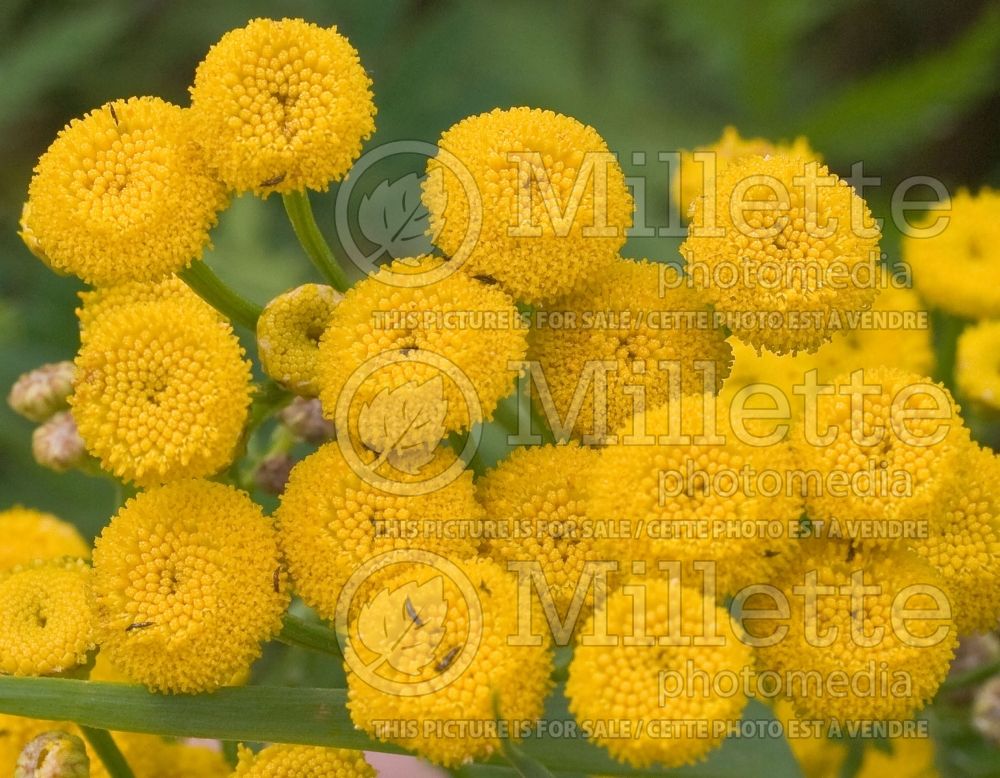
[2,0,999,540]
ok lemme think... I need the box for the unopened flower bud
[8,361,75,422]
[32,412,87,472]
[254,452,295,495]
[973,676,1000,746]
[279,396,335,443]
[15,730,89,778]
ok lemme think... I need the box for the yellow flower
[0,715,76,776]
[588,395,802,595]
[424,107,633,304]
[346,558,552,767]
[956,319,1000,409]
[276,442,481,621]
[71,296,252,486]
[90,733,231,778]
[753,541,956,721]
[0,507,89,571]
[317,256,527,450]
[673,126,820,222]
[529,258,732,441]
[190,17,376,196]
[21,97,227,285]
[909,444,1000,634]
[0,559,95,676]
[258,284,342,395]
[566,579,752,768]
[90,480,288,693]
[681,154,881,354]
[903,188,1000,318]
[232,744,374,777]
[792,366,970,546]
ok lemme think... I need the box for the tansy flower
[276,442,481,621]
[258,284,342,395]
[681,155,881,354]
[21,97,227,285]
[89,733,231,778]
[0,559,95,676]
[189,17,376,196]
[423,107,633,304]
[89,480,288,694]
[673,126,820,223]
[71,296,252,486]
[956,319,1000,410]
[792,366,970,546]
[529,258,732,441]
[346,558,552,767]
[232,744,374,777]
[317,256,526,452]
[903,188,1000,318]
[7,361,75,423]
[909,444,1000,635]
[0,715,77,776]
[0,507,89,571]
[566,579,752,768]
[752,541,956,721]
[588,395,802,595]
[478,444,607,616]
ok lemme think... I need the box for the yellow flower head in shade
[258,284,342,395]
[0,559,95,676]
[529,258,733,442]
[276,442,481,621]
[21,97,228,286]
[673,126,820,223]
[424,107,633,304]
[317,256,527,452]
[903,188,1000,318]
[792,366,970,546]
[89,733,231,778]
[566,579,752,769]
[681,155,881,355]
[189,17,376,196]
[0,507,89,571]
[346,558,553,768]
[0,715,76,776]
[71,296,253,486]
[90,480,289,694]
[478,443,607,615]
[588,394,802,596]
[956,319,1000,410]
[751,540,956,722]
[909,444,1000,635]
[233,744,374,777]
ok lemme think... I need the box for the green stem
[80,726,135,778]
[277,614,344,658]
[180,262,262,331]
[282,190,350,292]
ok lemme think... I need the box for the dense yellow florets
[233,744,374,777]
[424,107,633,304]
[681,154,881,354]
[276,442,480,620]
[90,480,288,693]
[753,541,955,720]
[317,256,527,451]
[71,296,252,486]
[346,558,552,767]
[673,126,820,222]
[567,579,752,768]
[258,284,341,395]
[190,17,376,196]
[956,319,1000,409]
[903,188,1000,318]
[0,559,95,676]
[0,507,89,571]
[90,733,231,778]
[21,97,227,285]
[529,258,733,441]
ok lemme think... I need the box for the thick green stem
[277,614,344,658]
[80,726,135,778]
[179,262,262,331]
[282,190,350,292]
